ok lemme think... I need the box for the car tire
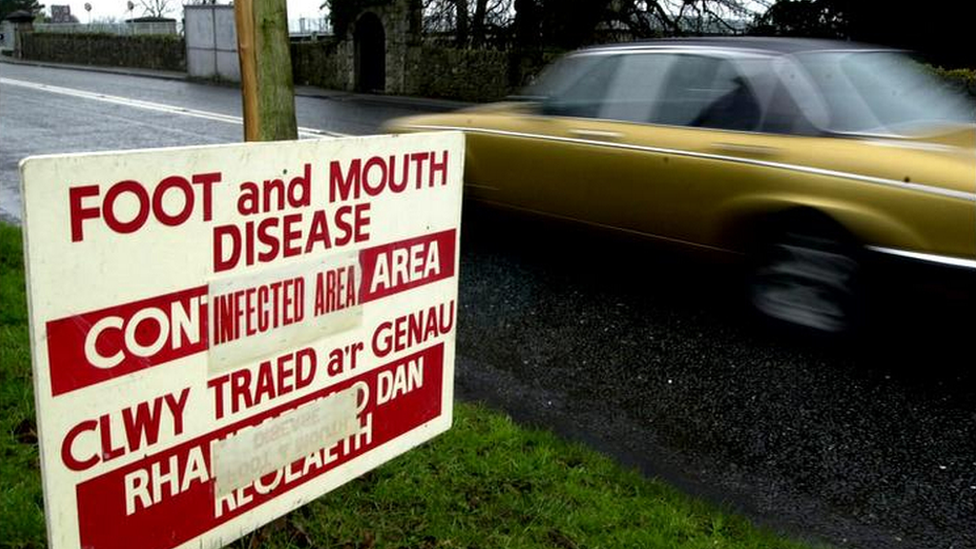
[749,220,863,335]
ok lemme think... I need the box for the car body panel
[386,39,976,270]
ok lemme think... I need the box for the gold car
[385,38,976,333]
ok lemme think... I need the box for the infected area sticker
[207,252,363,374]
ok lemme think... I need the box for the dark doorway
[354,12,385,93]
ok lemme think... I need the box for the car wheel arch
[711,197,928,256]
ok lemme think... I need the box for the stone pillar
[2,10,35,59]
[345,0,422,95]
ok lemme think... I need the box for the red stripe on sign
[46,287,209,396]
[359,229,456,304]
[76,343,445,549]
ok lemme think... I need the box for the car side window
[761,81,821,136]
[654,55,761,131]
[597,53,676,123]
[541,55,621,119]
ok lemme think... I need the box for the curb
[0,57,188,82]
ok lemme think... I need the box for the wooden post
[235,0,298,141]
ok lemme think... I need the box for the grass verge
[0,223,818,549]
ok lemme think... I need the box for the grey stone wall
[291,39,352,90]
[403,46,511,101]
[18,32,185,71]
[292,41,555,102]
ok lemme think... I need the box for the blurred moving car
[384,38,976,333]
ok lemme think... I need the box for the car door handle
[712,142,779,157]
[569,129,622,141]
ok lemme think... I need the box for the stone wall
[343,3,421,94]
[19,32,185,72]
[291,39,353,91]
[403,46,511,102]
[291,42,555,103]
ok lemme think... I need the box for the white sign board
[20,133,463,549]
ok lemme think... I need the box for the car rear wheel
[749,223,862,334]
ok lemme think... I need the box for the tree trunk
[514,0,541,49]
[234,0,298,141]
[454,0,469,47]
[471,0,488,47]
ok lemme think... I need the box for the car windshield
[794,51,975,135]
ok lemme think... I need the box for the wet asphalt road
[456,209,976,549]
[3,62,975,549]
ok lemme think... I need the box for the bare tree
[425,0,762,50]
[423,0,513,47]
[138,0,173,18]
[608,0,763,39]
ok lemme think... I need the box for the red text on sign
[329,150,449,203]
[46,287,208,396]
[372,300,455,358]
[314,264,357,315]
[236,163,311,215]
[61,387,190,471]
[212,204,370,273]
[211,276,305,346]
[69,172,221,242]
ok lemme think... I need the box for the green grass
[1,224,47,549]
[0,223,820,549]
[233,407,822,549]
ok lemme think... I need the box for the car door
[613,52,785,246]
[467,51,682,228]
[462,50,789,251]
[587,51,803,249]
[510,51,781,246]
[456,52,632,218]
[533,51,684,232]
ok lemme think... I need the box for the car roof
[581,37,888,55]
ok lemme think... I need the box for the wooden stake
[235,0,298,141]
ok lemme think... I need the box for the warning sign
[19,133,463,549]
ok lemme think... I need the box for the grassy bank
[0,223,818,549]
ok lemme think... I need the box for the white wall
[185,5,239,82]
[1,21,17,52]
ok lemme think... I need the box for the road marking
[0,77,349,139]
